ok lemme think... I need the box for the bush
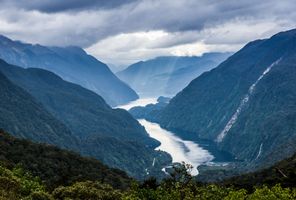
[52,181,122,200]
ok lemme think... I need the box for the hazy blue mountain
[0,64,77,149]
[156,29,296,171]
[129,97,169,121]
[117,53,231,97]
[0,59,170,179]
[0,35,138,106]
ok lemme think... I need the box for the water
[139,119,214,175]
[255,143,263,160]
[117,98,231,175]
[116,97,158,110]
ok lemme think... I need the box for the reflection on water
[116,98,157,110]
[139,119,214,175]
[118,98,215,175]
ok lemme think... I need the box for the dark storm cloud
[0,0,138,13]
[0,0,295,65]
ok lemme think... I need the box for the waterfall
[152,157,156,167]
[255,143,263,160]
[216,58,282,143]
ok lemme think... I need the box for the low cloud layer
[0,0,295,67]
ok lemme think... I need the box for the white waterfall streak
[152,157,156,167]
[255,143,263,160]
[216,58,282,143]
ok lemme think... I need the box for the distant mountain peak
[117,52,232,97]
[0,34,139,106]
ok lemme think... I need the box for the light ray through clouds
[0,0,295,67]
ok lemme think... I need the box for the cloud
[0,0,138,13]
[86,18,295,66]
[0,0,295,66]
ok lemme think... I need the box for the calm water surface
[138,119,213,175]
[118,98,214,175]
[116,97,158,110]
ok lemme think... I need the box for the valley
[0,2,295,198]
[119,98,236,176]
[138,119,213,176]
[118,29,296,183]
[116,97,158,110]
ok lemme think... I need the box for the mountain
[222,151,296,190]
[117,53,231,97]
[0,61,156,145]
[129,97,169,121]
[0,35,138,106]
[0,68,77,149]
[0,59,171,179]
[0,130,131,190]
[199,150,296,190]
[155,29,296,172]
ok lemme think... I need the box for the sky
[0,0,295,70]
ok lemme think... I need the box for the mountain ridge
[0,34,138,106]
[152,28,296,173]
[0,67,77,150]
[117,52,232,97]
[0,58,171,179]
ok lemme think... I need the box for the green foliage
[168,162,193,184]
[123,180,295,200]
[52,181,122,200]
[223,189,247,200]
[0,165,52,200]
[83,136,171,180]
[0,176,20,200]
[122,163,296,200]
[0,130,132,190]
[248,185,296,200]
[222,152,296,189]
[12,166,45,196]
[0,162,295,200]
[26,191,54,200]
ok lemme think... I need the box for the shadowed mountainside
[155,29,296,173]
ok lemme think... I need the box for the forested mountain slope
[0,61,155,145]
[157,29,296,171]
[0,59,171,179]
[0,69,76,149]
[0,130,131,190]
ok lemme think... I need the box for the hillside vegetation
[0,120,295,199]
[0,59,171,180]
[0,130,131,190]
[156,29,296,174]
